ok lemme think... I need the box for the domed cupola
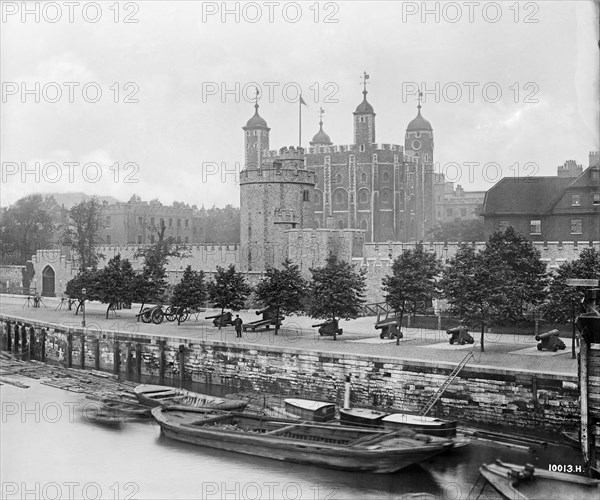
[354,90,374,114]
[405,94,434,164]
[243,92,270,170]
[407,102,432,131]
[244,102,269,130]
[310,108,332,146]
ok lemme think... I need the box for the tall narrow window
[570,219,582,234]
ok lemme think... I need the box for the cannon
[136,305,164,324]
[243,306,285,332]
[375,317,403,339]
[446,324,474,345]
[312,319,343,336]
[535,329,566,352]
[205,311,234,327]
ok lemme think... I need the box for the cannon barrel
[375,318,400,329]
[256,305,273,315]
[535,329,560,341]
[446,325,467,335]
[205,313,226,320]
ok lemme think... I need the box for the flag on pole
[299,94,307,106]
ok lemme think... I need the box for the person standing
[234,314,243,338]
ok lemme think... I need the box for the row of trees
[0,195,242,268]
[64,222,599,349]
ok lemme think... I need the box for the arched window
[380,189,391,203]
[333,189,348,210]
[313,190,323,208]
[359,144,365,152]
[302,190,310,202]
[335,173,342,183]
[358,188,370,205]
[360,219,368,231]
[382,172,390,182]
[361,172,367,183]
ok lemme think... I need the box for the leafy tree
[427,218,485,242]
[542,248,600,357]
[65,268,102,315]
[440,244,509,351]
[171,265,207,325]
[255,259,308,335]
[0,194,55,263]
[382,243,442,345]
[202,205,240,243]
[60,198,105,270]
[208,265,253,328]
[307,254,367,340]
[484,226,548,324]
[95,255,138,318]
[134,220,190,310]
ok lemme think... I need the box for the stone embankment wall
[0,314,580,435]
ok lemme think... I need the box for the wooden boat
[101,399,152,417]
[480,460,600,500]
[87,409,123,426]
[283,398,336,422]
[381,413,457,437]
[339,407,389,428]
[152,407,455,473]
[134,384,247,411]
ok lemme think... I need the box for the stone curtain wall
[30,240,600,300]
[0,314,579,435]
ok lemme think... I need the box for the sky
[1,0,599,208]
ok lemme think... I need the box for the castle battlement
[278,146,305,158]
[240,166,315,184]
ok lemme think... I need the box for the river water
[0,378,584,500]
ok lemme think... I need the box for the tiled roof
[481,177,573,215]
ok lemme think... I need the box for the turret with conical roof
[310,108,332,146]
[353,71,376,147]
[405,94,434,164]
[243,92,270,169]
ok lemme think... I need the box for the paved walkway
[0,295,577,375]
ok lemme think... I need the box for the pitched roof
[481,176,573,215]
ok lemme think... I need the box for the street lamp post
[82,287,87,327]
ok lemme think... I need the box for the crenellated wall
[0,314,580,436]
[29,240,600,300]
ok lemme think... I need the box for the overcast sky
[1,0,599,208]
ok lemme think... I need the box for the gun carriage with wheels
[535,329,566,351]
[164,306,190,324]
[136,305,165,324]
[243,306,285,332]
[205,311,234,327]
[312,319,343,336]
[446,324,474,345]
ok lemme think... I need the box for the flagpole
[299,94,302,148]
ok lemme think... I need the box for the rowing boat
[381,413,457,437]
[134,384,247,411]
[152,406,454,473]
[479,460,599,500]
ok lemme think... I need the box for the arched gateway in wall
[41,265,55,297]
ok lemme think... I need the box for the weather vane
[360,71,370,92]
